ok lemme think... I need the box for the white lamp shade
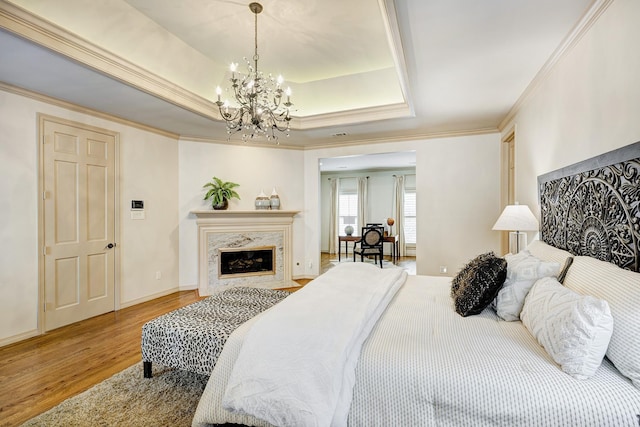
[492,204,539,231]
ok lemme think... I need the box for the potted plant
[202,176,240,210]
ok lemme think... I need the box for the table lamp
[492,204,539,253]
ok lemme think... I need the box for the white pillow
[563,256,640,389]
[494,251,560,321]
[526,240,573,265]
[521,277,613,380]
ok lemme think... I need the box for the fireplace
[192,209,299,295]
[219,246,275,278]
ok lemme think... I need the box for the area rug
[21,363,207,427]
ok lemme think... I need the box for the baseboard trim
[0,329,40,348]
[293,275,318,281]
[119,287,181,309]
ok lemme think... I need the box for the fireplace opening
[218,246,275,278]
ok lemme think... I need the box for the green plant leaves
[202,176,241,206]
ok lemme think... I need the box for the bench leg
[143,361,153,378]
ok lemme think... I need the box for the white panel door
[42,118,116,331]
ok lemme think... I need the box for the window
[338,192,358,234]
[404,190,416,244]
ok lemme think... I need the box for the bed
[192,142,640,427]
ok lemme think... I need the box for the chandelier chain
[254,7,259,66]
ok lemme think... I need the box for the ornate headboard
[538,141,640,272]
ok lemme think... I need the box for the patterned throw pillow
[452,252,507,317]
[521,277,613,380]
[451,252,495,297]
[495,250,561,321]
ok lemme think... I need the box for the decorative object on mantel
[344,225,354,236]
[270,188,281,210]
[214,2,293,144]
[255,189,271,210]
[202,177,240,210]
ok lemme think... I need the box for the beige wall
[502,0,640,212]
[418,135,502,275]
[0,89,180,345]
[304,133,503,277]
[178,140,306,285]
[178,133,501,281]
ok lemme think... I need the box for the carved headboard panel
[538,142,640,272]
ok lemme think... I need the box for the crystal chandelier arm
[214,3,292,144]
[217,103,242,123]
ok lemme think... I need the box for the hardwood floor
[0,256,415,426]
[320,252,417,275]
[0,290,201,427]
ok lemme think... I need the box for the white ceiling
[124,0,396,84]
[319,151,416,172]
[0,0,595,150]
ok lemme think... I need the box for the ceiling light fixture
[215,2,293,144]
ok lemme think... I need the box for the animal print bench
[141,286,290,378]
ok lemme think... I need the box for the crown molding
[4,77,497,150]
[303,127,499,150]
[379,0,413,115]
[0,1,417,133]
[182,126,499,151]
[0,1,218,120]
[0,82,179,139]
[290,102,413,130]
[179,135,306,150]
[498,0,614,131]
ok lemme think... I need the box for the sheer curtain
[357,177,368,232]
[392,175,406,257]
[328,178,339,254]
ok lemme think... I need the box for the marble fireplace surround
[192,210,299,295]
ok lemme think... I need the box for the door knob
[105,243,116,249]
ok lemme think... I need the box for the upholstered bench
[141,286,289,378]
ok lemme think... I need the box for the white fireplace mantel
[192,210,300,295]
[192,210,300,223]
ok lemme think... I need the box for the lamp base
[508,231,528,254]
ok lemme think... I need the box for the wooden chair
[353,225,384,267]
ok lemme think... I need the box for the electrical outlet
[439,266,447,274]
[155,271,161,280]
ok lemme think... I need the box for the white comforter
[221,263,407,427]
[193,270,640,427]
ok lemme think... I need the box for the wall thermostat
[131,200,144,210]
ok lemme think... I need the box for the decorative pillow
[562,256,640,389]
[521,277,613,380]
[451,252,494,297]
[452,252,507,317]
[526,239,573,265]
[494,250,561,321]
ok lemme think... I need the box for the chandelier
[215,2,293,143]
